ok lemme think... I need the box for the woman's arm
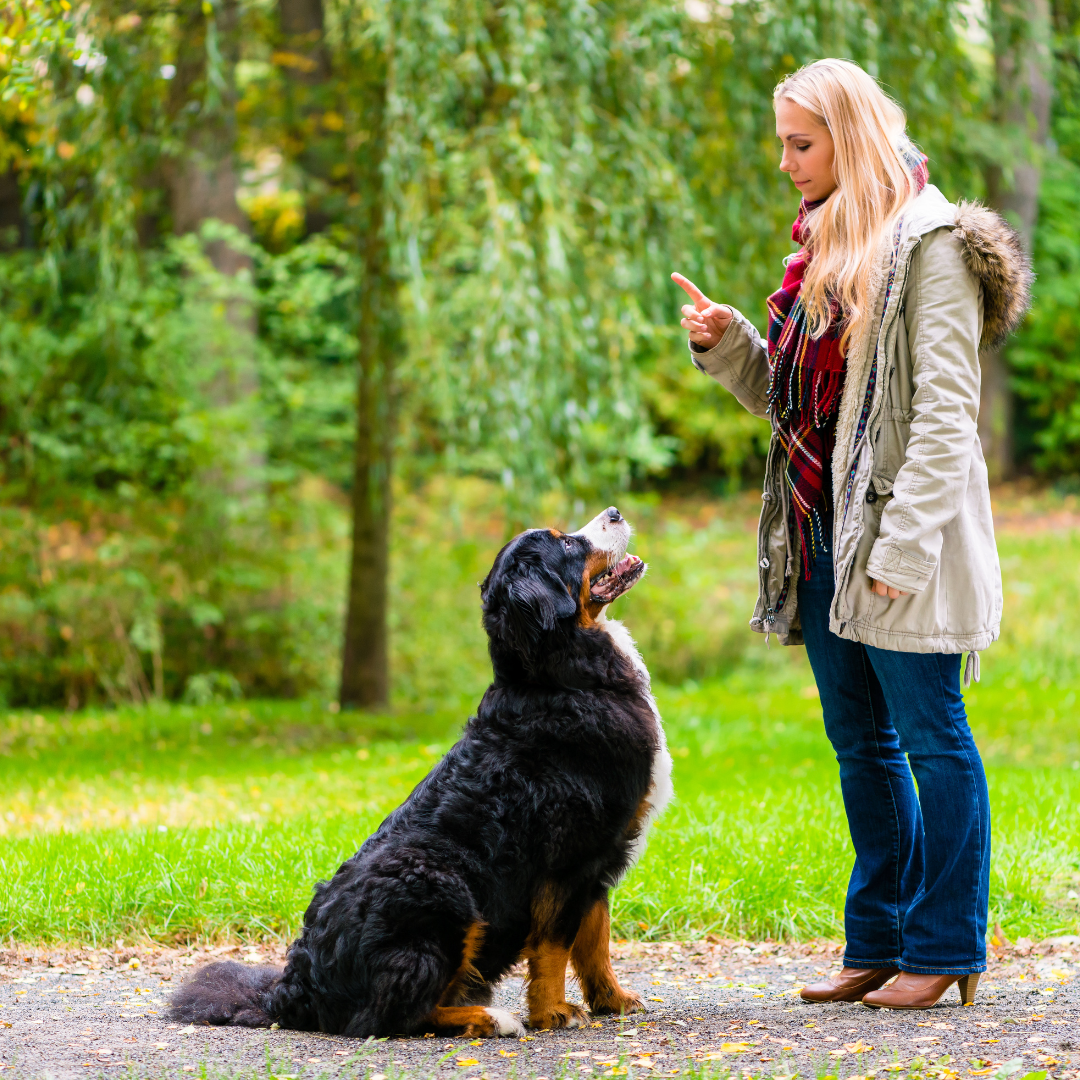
[866,226,982,594]
[672,273,771,420]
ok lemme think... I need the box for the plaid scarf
[766,144,929,578]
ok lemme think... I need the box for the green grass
[2,484,1079,946]
[1,674,1078,945]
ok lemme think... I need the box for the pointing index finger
[671,272,706,305]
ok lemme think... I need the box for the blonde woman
[673,59,1031,1009]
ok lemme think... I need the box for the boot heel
[956,973,980,1005]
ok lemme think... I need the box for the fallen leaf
[456,1058,480,1067]
[721,1042,755,1052]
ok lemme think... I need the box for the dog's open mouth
[590,553,645,604]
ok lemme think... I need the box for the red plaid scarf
[766,201,845,577]
[767,148,928,578]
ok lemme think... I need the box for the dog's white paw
[485,1007,526,1037]
[562,1009,586,1030]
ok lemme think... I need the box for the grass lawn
[1,675,1078,946]
[1,484,1079,946]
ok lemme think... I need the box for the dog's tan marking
[438,920,487,1007]
[521,883,588,1030]
[426,1005,498,1036]
[522,939,587,1029]
[577,548,611,628]
[570,897,644,1016]
[625,791,653,842]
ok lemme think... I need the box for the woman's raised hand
[672,273,734,350]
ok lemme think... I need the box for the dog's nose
[605,507,623,523]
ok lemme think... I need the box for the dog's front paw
[588,985,645,1016]
[529,1002,589,1030]
[484,1008,526,1037]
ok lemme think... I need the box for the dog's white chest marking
[598,613,673,871]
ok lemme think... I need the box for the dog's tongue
[591,554,642,601]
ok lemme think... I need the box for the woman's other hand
[870,578,908,600]
[672,273,734,349]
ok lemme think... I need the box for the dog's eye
[563,538,574,551]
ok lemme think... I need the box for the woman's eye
[796,144,810,151]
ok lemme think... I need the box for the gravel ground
[1,937,1077,1079]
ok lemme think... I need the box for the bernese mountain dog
[170,506,672,1039]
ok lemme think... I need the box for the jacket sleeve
[688,308,771,420]
[866,226,982,594]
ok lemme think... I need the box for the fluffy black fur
[170,519,659,1037]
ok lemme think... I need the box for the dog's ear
[506,568,577,642]
[484,562,576,657]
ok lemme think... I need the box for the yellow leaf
[456,1059,479,1067]
[720,1042,755,1052]
[649,996,664,1002]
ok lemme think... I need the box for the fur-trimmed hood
[952,200,1034,349]
[903,185,1033,350]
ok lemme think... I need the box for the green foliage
[0,2,1078,705]
[1010,155,1080,473]
[1010,12,1080,474]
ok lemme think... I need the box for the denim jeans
[797,537,990,975]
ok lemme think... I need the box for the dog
[170,506,672,1038]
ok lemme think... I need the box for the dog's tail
[169,961,282,1027]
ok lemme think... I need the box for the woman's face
[775,97,837,203]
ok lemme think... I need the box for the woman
[674,59,1031,1009]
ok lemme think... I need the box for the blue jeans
[797,539,990,974]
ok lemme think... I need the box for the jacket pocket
[873,407,915,492]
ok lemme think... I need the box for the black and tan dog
[170,506,672,1038]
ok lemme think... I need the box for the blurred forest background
[0,0,1077,712]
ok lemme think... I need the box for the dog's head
[481,506,645,667]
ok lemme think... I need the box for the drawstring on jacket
[963,651,981,689]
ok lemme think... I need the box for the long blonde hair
[774,59,922,351]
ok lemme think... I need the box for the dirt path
[1,937,1077,1079]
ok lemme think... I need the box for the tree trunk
[275,0,343,235]
[981,0,1052,479]
[165,0,261,485]
[339,38,397,711]
[278,0,330,82]
[166,0,249,273]
[0,167,25,250]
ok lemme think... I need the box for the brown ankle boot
[861,971,980,1010]
[799,967,900,1003]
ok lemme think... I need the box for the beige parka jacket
[690,184,1032,672]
